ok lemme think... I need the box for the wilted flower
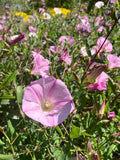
[112,132,120,138]
[108,112,115,119]
[9,33,26,45]
[31,54,50,77]
[22,77,75,127]
[6,24,12,33]
[107,54,120,69]
[95,1,104,8]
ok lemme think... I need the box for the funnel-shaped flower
[31,54,50,77]
[107,54,120,69]
[22,77,75,127]
[97,37,113,54]
[83,65,107,86]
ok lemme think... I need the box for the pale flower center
[43,100,53,111]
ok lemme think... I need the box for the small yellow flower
[11,11,30,22]
[47,7,71,17]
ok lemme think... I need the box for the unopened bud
[112,132,120,138]
[90,152,100,160]
[87,139,92,152]
[98,100,105,119]
[83,65,107,86]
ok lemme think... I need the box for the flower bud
[98,100,105,119]
[87,139,92,152]
[90,152,100,160]
[83,65,107,86]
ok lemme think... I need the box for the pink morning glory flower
[59,36,75,47]
[28,26,37,33]
[22,77,75,127]
[87,71,112,91]
[87,81,107,91]
[60,49,72,65]
[107,54,120,69]
[97,37,113,54]
[31,54,50,77]
[31,48,43,58]
[108,112,115,119]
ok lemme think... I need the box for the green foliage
[0,0,120,159]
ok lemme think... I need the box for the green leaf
[0,71,18,90]
[117,0,119,8]
[0,94,15,99]
[0,154,13,160]
[81,132,93,137]
[55,126,63,137]
[16,86,23,104]
[70,124,80,139]
[0,139,5,145]
[7,120,15,138]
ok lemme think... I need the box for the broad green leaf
[70,124,80,139]
[0,71,18,90]
[0,154,13,160]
